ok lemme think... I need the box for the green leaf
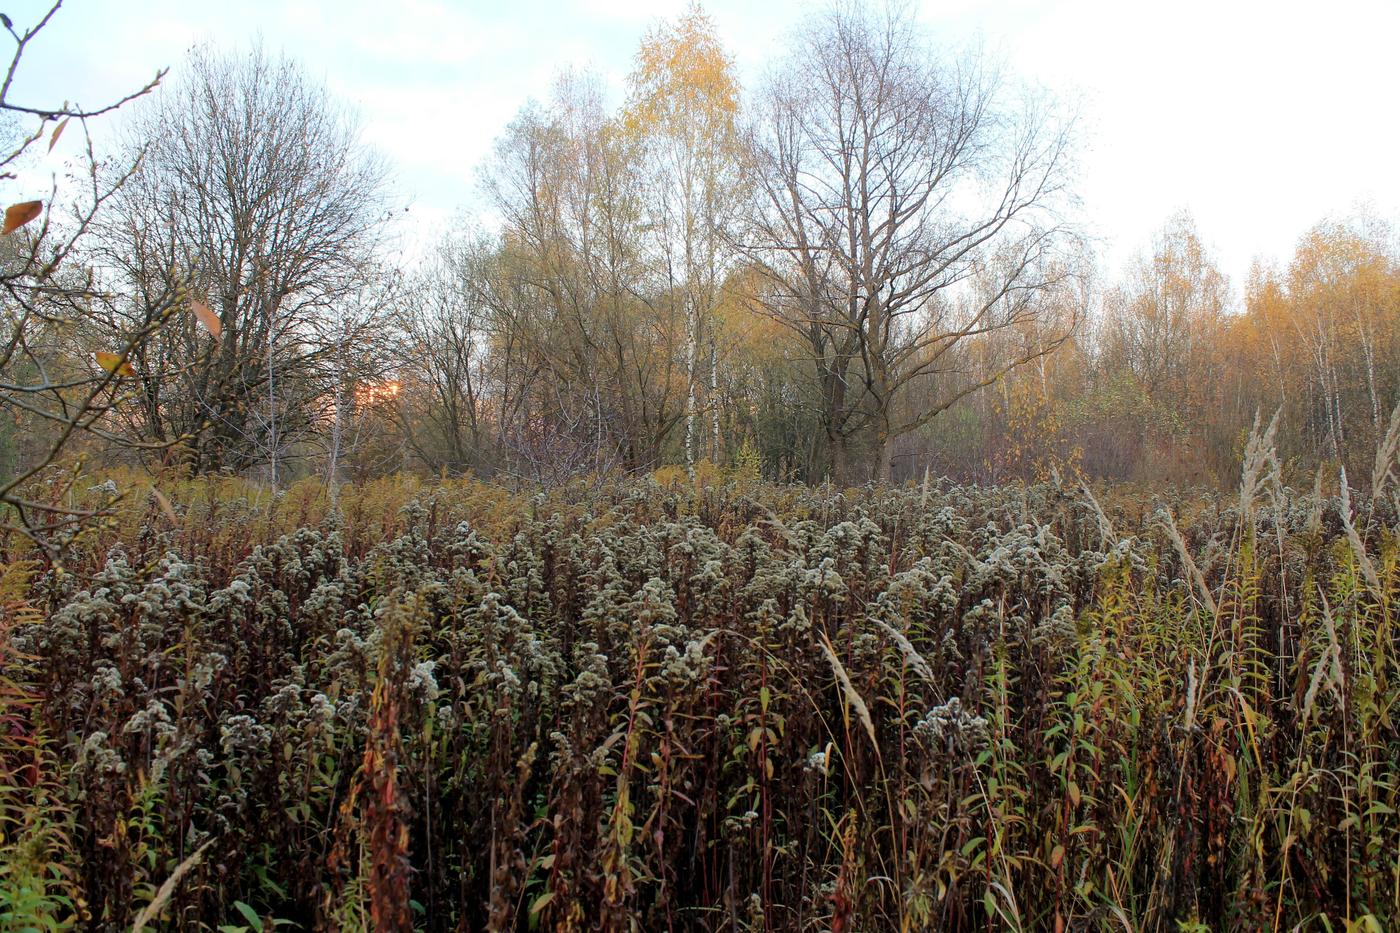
[233,902,263,933]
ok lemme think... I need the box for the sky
[8,0,1400,297]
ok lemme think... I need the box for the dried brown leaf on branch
[191,298,222,339]
[95,351,137,377]
[48,117,70,152]
[2,200,43,234]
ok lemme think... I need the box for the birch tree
[622,4,744,469]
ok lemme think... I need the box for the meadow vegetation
[1,411,1397,930]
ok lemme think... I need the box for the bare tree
[96,44,391,482]
[393,236,492,475]
[0,2,165,555]
[744,3,1079,482]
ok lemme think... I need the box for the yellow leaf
[95,351,136,378]
[48,117,69,153]
[2,200,43,235]
[191,299,221,339]
[530,891,555,916]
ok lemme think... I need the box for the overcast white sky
[9,0,1400,294]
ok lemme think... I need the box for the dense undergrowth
[1,449,1398,931]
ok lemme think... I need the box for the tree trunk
[828,429,849,486]
[684,294,700,473]
[709,336,720,462]
[327,380,344,500]
[876,430,893,484]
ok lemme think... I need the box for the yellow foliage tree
[622,3,745,469]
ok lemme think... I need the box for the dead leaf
[151,489,179,524]
[48,117,69,153]
[191,299,221,339]
[95,351,136,378]
[128,840,213,931]
[2,200,43,235]
[817,631,878,752]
